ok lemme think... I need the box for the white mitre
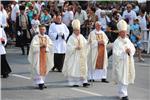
[117,19,127,31]
[72,19,80,30]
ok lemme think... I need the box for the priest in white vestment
[87,21,109,83]
[62,19,90,87]
[112,20,135,100]
[48,13,69,72]
[28,25,54,90]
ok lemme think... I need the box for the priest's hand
[40,44,46,48]
[76,46,81,50]
[0,38,5,44]
[125,48,131,56]
[98,40,104,44]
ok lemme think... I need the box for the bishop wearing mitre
[112,20,135,100]
[62,19,90,87]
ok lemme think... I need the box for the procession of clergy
[26,11,136,100]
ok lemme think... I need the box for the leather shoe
[83,83,90,87]
[72,85,79,87]
[121,96,129,100]
[101,79,109,83]
[38,84,44,90]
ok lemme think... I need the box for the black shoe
[88,79,95,82]
[83,83,90,87]
[2,74,9,78]
[72,85,79,87]
[101,79,109,83]
[43,84,47,88]
[38,84,44,90]
[121,96,129,100]
[57,70,62,72]
[51,68,55,71]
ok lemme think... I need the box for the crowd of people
[0,1,150,100]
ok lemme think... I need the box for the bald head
[95,21,101,31]
[127,4,132,12]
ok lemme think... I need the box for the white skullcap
[72,19,80,30]
[117,20,127,31]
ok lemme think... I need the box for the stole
[39,36,47,76]
[95,34,105,69]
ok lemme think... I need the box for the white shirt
[98,16,110,30]
[31,19,40,33]
[74,10,88,25]
[0,11,7,27]
[35,2,42,14]
[2,9,8,19]
[122,10,137,25]
[11,4,20,22]
[48,23,69,53]
[138,15,147,29]
[95,8,101,18]
[0,28,7,55]
[62,11,74,26]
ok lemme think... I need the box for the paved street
[1,47,150,100]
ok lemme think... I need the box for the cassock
[87,29,108,81]
[0,27,11,78]
[48,22,69,71]
[28,34,54,85]
[62,33,89,86]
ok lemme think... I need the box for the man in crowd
[122,4,137,25]
[16,5,31,55]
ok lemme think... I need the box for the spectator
[130,18,144,62]
[40,8,52,34]
[122,4,137,25]
[16,5,31,55]
[30,14,40,37]
[98,10,110,32]
[74,6,88,35]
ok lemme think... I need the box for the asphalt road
[1,47,150,100]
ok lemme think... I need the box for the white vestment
[48,23,69,54]
[0,28,7,55]
[87,29,108,80]
[62,34,88,86]
[28,34,54,84]
[112,37,135,85]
